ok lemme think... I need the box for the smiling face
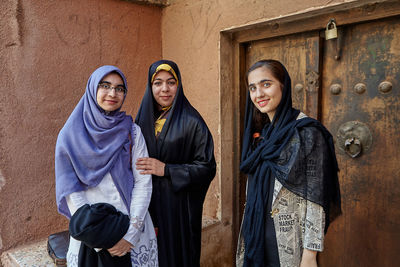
[96,72,125,112]
[248,66,283,121]
[152,70,178,109]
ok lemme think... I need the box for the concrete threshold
[1,239,55,267]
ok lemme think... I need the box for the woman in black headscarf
[236,60,341,267]
[135,60,216,267]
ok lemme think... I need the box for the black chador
[136,60,216,267]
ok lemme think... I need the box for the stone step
[1,239,55,267]
[0,216,219,267]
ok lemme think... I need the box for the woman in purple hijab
[55,65,158,267]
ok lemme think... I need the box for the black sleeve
[167,121,216,192]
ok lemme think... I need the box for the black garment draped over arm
[135,60,216,267]
[162,110,216,192]
[69,203,131,267]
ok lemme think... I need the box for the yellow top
[154,106,172,137]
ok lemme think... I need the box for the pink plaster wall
[161,0,359,265]
[0,0,161,253]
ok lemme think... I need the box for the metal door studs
[328,81,392,95]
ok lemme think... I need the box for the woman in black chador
[135,60,216,267]
[236,60,341,267]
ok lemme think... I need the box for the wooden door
[319,16,400,267]
[242,16,400,267]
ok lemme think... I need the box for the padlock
[325,19,338,40]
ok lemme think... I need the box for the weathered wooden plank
[305,35,322,120]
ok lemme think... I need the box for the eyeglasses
[98,83,127,95]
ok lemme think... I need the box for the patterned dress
[237,114,326,267]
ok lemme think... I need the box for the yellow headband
[151,64,179,87]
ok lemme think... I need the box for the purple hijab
[55,65,134,218]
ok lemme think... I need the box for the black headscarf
[240,60,341,266]
[135,60,185,158]
[135,59,215,190]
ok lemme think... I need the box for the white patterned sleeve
[303,201,325,252]
[123,124,152,245]
[66,191,89,216]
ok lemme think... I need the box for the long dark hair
[246,59,286,134]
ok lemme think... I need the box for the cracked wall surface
[0,170,4,250]
[124,0,169,6]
